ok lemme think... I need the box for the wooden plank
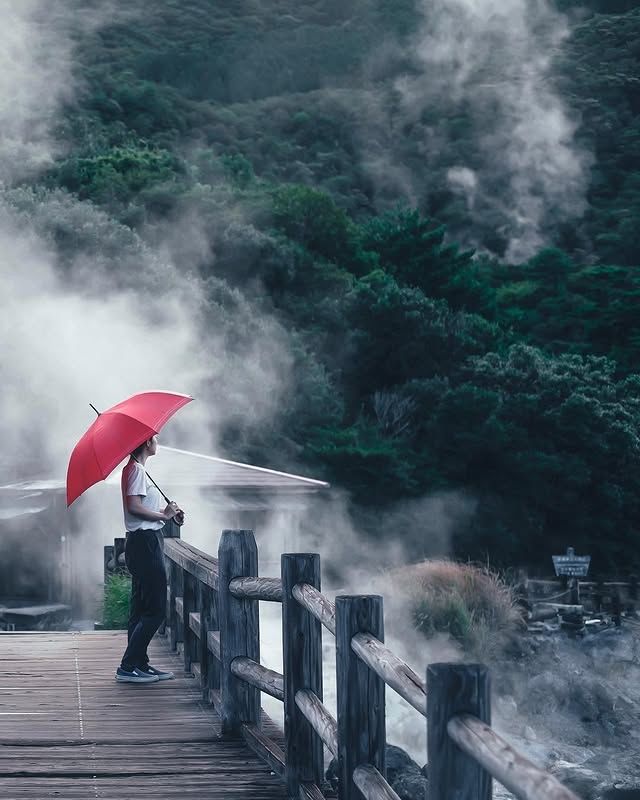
[447,714,581,800]
[175,596,184,616]
[241,723,286,779]
[427,663,491,800]
[0,631,287,800]
[229,576,283,602]
[192,662,201,683]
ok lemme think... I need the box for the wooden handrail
[106,529,585,800]
[229,576,283,602]
[448,714,581,800]
[353,765,402,800]
[230,656,284,701]
[351,632,427,717]
[294,689,338,756]
[164,538,218,588]
[293,582,336,634]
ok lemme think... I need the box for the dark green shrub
[102,574,131,630]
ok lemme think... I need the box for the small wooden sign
[552,547,591,577]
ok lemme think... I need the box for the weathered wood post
[183,570,197,673]
[611,589,622,627]
[629,575,638,613]
[159,522,180,636]
[103,545,114,586]
[282,553,324,796]
[593,578,604,613]
[114,537,126,573]
[200,579,219,701]
[569,578,580,606]
[336,595,385,800]
[218,529,260,737]
[427,663,492,800]
[169,560,183,652]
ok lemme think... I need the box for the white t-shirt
[121,460,164,532]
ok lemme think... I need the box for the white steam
[395,0,592,260]
[0,1,294,600]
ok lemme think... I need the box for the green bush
[102,574,131,629]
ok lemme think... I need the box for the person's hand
[163,501,180,520]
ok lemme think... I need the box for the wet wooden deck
[0,631,288,799]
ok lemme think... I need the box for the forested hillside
[21,0,640,568]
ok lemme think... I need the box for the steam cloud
[0,1,294,594]
[393,0,592,261]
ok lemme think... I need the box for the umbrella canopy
[66,391,192,507]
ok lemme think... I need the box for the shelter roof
[0,446,330,496]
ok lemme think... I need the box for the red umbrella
[66,391,193,506]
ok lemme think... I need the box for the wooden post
[103,545,114,586]
[169,561,183,653]
[629,575,638,613]
[114,537,126,574]
[336,595,385,800]
[218,529,260,737]
[183,570,197,673]
[569,578,580,606]
[611,590,622,627]
[282,553,324,796]
[593,579,604,613]
[427,663,492,800]
[200,581,219,701]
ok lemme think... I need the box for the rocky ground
[491,622,640,799]
[324,621,640,800]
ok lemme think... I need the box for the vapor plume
[386,0,592,260]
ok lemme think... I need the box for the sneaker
[116,666,159,684]
[139,664,175,681]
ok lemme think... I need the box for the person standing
[116,434,183,683]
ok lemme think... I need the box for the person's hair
[131,440,149,459]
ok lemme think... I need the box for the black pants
[120,528,167,671]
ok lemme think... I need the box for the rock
[325,744,428,799]
[385,744,422,783]
[549,760,602,800]
[391,770,428,800]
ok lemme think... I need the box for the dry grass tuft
[403,559,523,660]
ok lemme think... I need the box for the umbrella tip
[89,403,101,417]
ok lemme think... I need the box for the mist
[0,1,296,602]
[358,0,593,261]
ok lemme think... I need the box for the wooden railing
[104,530,582,800]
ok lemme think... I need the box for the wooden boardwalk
[0,631,288,799]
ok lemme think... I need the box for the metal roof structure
[0,447,329,512]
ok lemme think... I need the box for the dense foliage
[26,0,640,569]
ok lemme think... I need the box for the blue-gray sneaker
[116,666,159,683]
[139,665,175,681]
